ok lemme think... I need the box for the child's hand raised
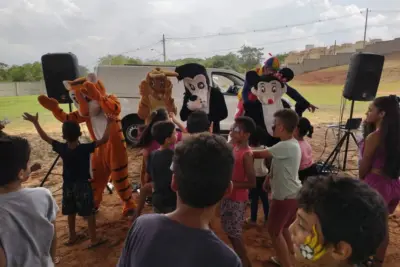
[22,112,39,124]
[168,112,177,122]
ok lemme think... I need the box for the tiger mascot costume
[38,75,136,216]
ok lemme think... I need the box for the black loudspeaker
[41,53,79,104]
[343,53,385,101]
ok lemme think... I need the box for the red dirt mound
[293,52,400,85]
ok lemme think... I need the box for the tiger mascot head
[63,73,112,118]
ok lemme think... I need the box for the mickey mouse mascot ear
[244,68,294,146]
[175,63,228,133]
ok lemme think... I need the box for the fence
[0,81,45,97]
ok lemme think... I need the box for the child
[186,110,213,134]
[0,136,58,267]
[290,175,388,267]
[359,95,400,267]
[133,121,177,220]
[136,109,184,187]
[221,116,256,267]
[23,112,110,249]
[294,117,318,183]
[246,126,269,226]
[118,134,241,267]
[252,109,302,267]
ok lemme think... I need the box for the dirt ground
[5,125,400,267]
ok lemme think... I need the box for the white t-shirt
[268,138,302,200]
[251,146,269,177]
[0,188,59,267]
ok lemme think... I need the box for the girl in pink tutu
[359,95,400,267]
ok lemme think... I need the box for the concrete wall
[0,81,45,97]
[286,38,400,75]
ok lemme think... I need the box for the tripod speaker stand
[40,102,72,187]
[321,100,361,172]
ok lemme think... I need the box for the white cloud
[0,0,399,69]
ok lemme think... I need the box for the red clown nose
[268,98,274,104]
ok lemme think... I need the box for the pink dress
[227,145,253,202]
[362,135,400,214]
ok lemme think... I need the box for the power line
[167,22,399,58]
[369,9,400,13]
[167,27,363,58]
[165,13,364,41]
[120,40,162,55]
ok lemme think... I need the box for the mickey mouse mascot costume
[175,63,228,133]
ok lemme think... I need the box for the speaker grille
[343,53,384,101]
[41,53,79,104]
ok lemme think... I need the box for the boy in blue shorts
[23,112,110,249]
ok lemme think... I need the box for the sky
[1,0,400,70]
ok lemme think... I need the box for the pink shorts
[267,199,298,237]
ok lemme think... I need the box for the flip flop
[269,256,281,266]
[64,234,86,246]
[87,238,108,250]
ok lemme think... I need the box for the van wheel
[122,115,144,145]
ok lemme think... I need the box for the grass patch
[1,82,397,130]
[0,95,72,129]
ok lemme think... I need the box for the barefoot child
[0,136,58,267]
[118,134,241,267]
[290,176,388,267]
[23,112,110,249]
[221,116,256,267]
[253,109,302,267]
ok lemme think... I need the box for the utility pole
[333,40,336,55]
[162,34,166,63]
[363,8,369,48]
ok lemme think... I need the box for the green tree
[79,65,90,76]
[98,55,143,65]
[0,62,9,81]
[238,45,264,71]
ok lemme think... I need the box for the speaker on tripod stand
[321,52,385,173]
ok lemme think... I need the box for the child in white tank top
[246,127,270,225]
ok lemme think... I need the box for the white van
[95,65,245,143]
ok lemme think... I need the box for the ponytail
[135,109,169,148]
[298,117,313,138]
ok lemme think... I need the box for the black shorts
[62,182,94,217]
